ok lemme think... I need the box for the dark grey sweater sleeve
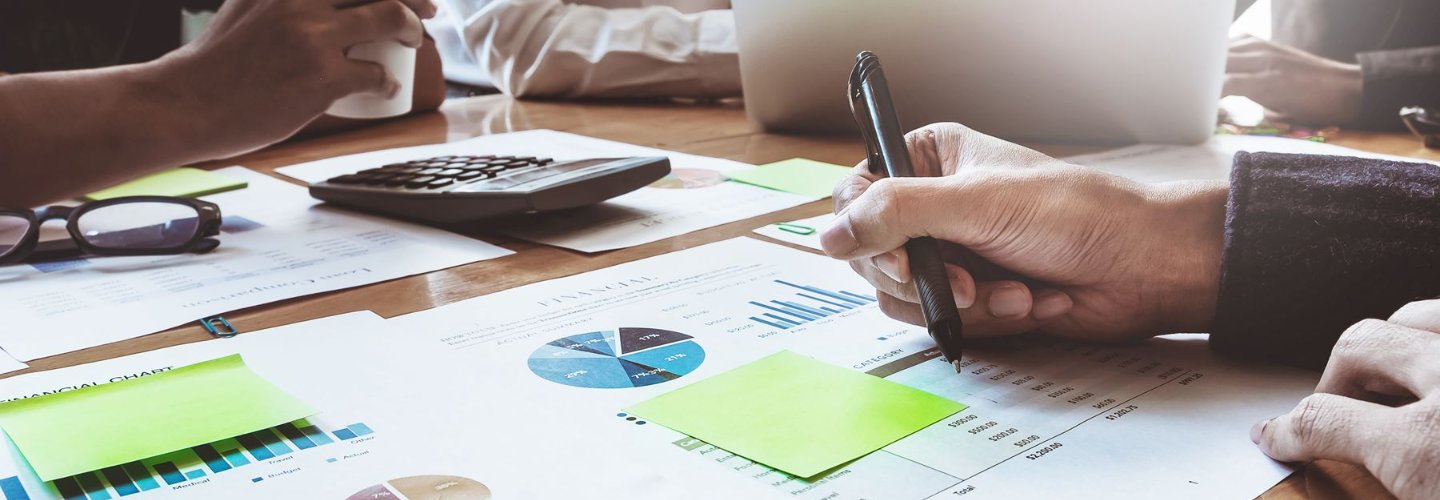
[1209,152,1440,369]
[1354,46,1440,131]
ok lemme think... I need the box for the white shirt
[429,0,739,98]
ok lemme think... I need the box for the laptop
[732,0,1235,145]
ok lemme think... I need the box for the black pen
[848,51,966,372]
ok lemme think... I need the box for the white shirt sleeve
[439,0,740,98]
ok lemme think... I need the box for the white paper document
[381,238,1320,499]
[0,312,495,499]
[0,168,511,361]
[275,129,814,252]
[0,354,25,378]
[752,213,835,251]
[1067,134,1440,183]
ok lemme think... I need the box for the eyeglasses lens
[76,202,203,250]
[0,215,31,259]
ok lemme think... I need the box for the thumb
[821,177,981,260]
[1253,393,1387,466]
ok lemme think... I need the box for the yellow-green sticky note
[728,158,851,199]
[84,167,247,201]
[0,354,315,481]
[627,351,964,478]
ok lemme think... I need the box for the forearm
[0,56,212,206]
[1209,152,1440,369]
[1353,45,1440,131]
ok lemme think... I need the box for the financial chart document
[386,238,1320,499]
[0,168,511,361]
[0,313,493,500]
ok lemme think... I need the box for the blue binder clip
[200,315,238,338]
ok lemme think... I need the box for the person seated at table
[1226,0,1440,129]
[820,123,1440,499]
[429,0,739,98]
[0,0,442,208]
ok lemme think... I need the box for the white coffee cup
[326,40,416,119]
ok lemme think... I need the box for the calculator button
[383,176,412,187]
[431,156,456,161]
[480,165,507,173]
[405,176,436,188]
[437,169,465,177]
[536,158,554,165]
[358,167,387,175]
[415,168,442,176]
[456,171,486,181]
[426,178,455,188]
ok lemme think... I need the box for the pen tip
[952,360,962,373]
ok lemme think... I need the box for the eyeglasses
[1400,106,1440,150]
[0,196,222,265]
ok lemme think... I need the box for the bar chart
[0,420,375,500]
[746,280,877,330]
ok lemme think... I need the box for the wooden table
[18,95,1439,498]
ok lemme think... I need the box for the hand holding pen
[842,52,967,371]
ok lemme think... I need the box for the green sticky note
[627,351,964,478]
[728,158,852,199]
[84,167,247,201]
[0,354,315,480]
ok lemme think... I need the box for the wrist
[1143,181,1227,333]
[134,50,223,162]
[1333,62,1364,124]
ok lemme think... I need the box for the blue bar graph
[98,467,138,496]
[0,476,29,500]
[121,463,158,492]
[275,423,317,450]
[74,472,110,500]
[748,280,877,329]
[51,477,84,500]
[221,448,250,468]
[253,429,293,457]
[13,420,375,499]
[348,423,374,436]
[192,444,231,474]
[152,463,185,486]
[301,425,334,446]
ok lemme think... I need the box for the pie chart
[647,168,728,189]
[347,475,491,499]
[528,328,705,388]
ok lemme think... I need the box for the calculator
[308,154,670,224]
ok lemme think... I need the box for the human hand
[1252,300,1440,500]
[820,123,1227,342]
[1224,36,1363,126]
[157,0,437,158]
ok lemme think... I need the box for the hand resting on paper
[820,121,1440,499]
[1253,299,1440,500]
[820,122,1226,342]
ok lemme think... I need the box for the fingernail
[875,253,905,283]
[1250,419,1268,444]
[1032,292,1073,320]
[989,287,1029,319]
[820,215,858,256]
